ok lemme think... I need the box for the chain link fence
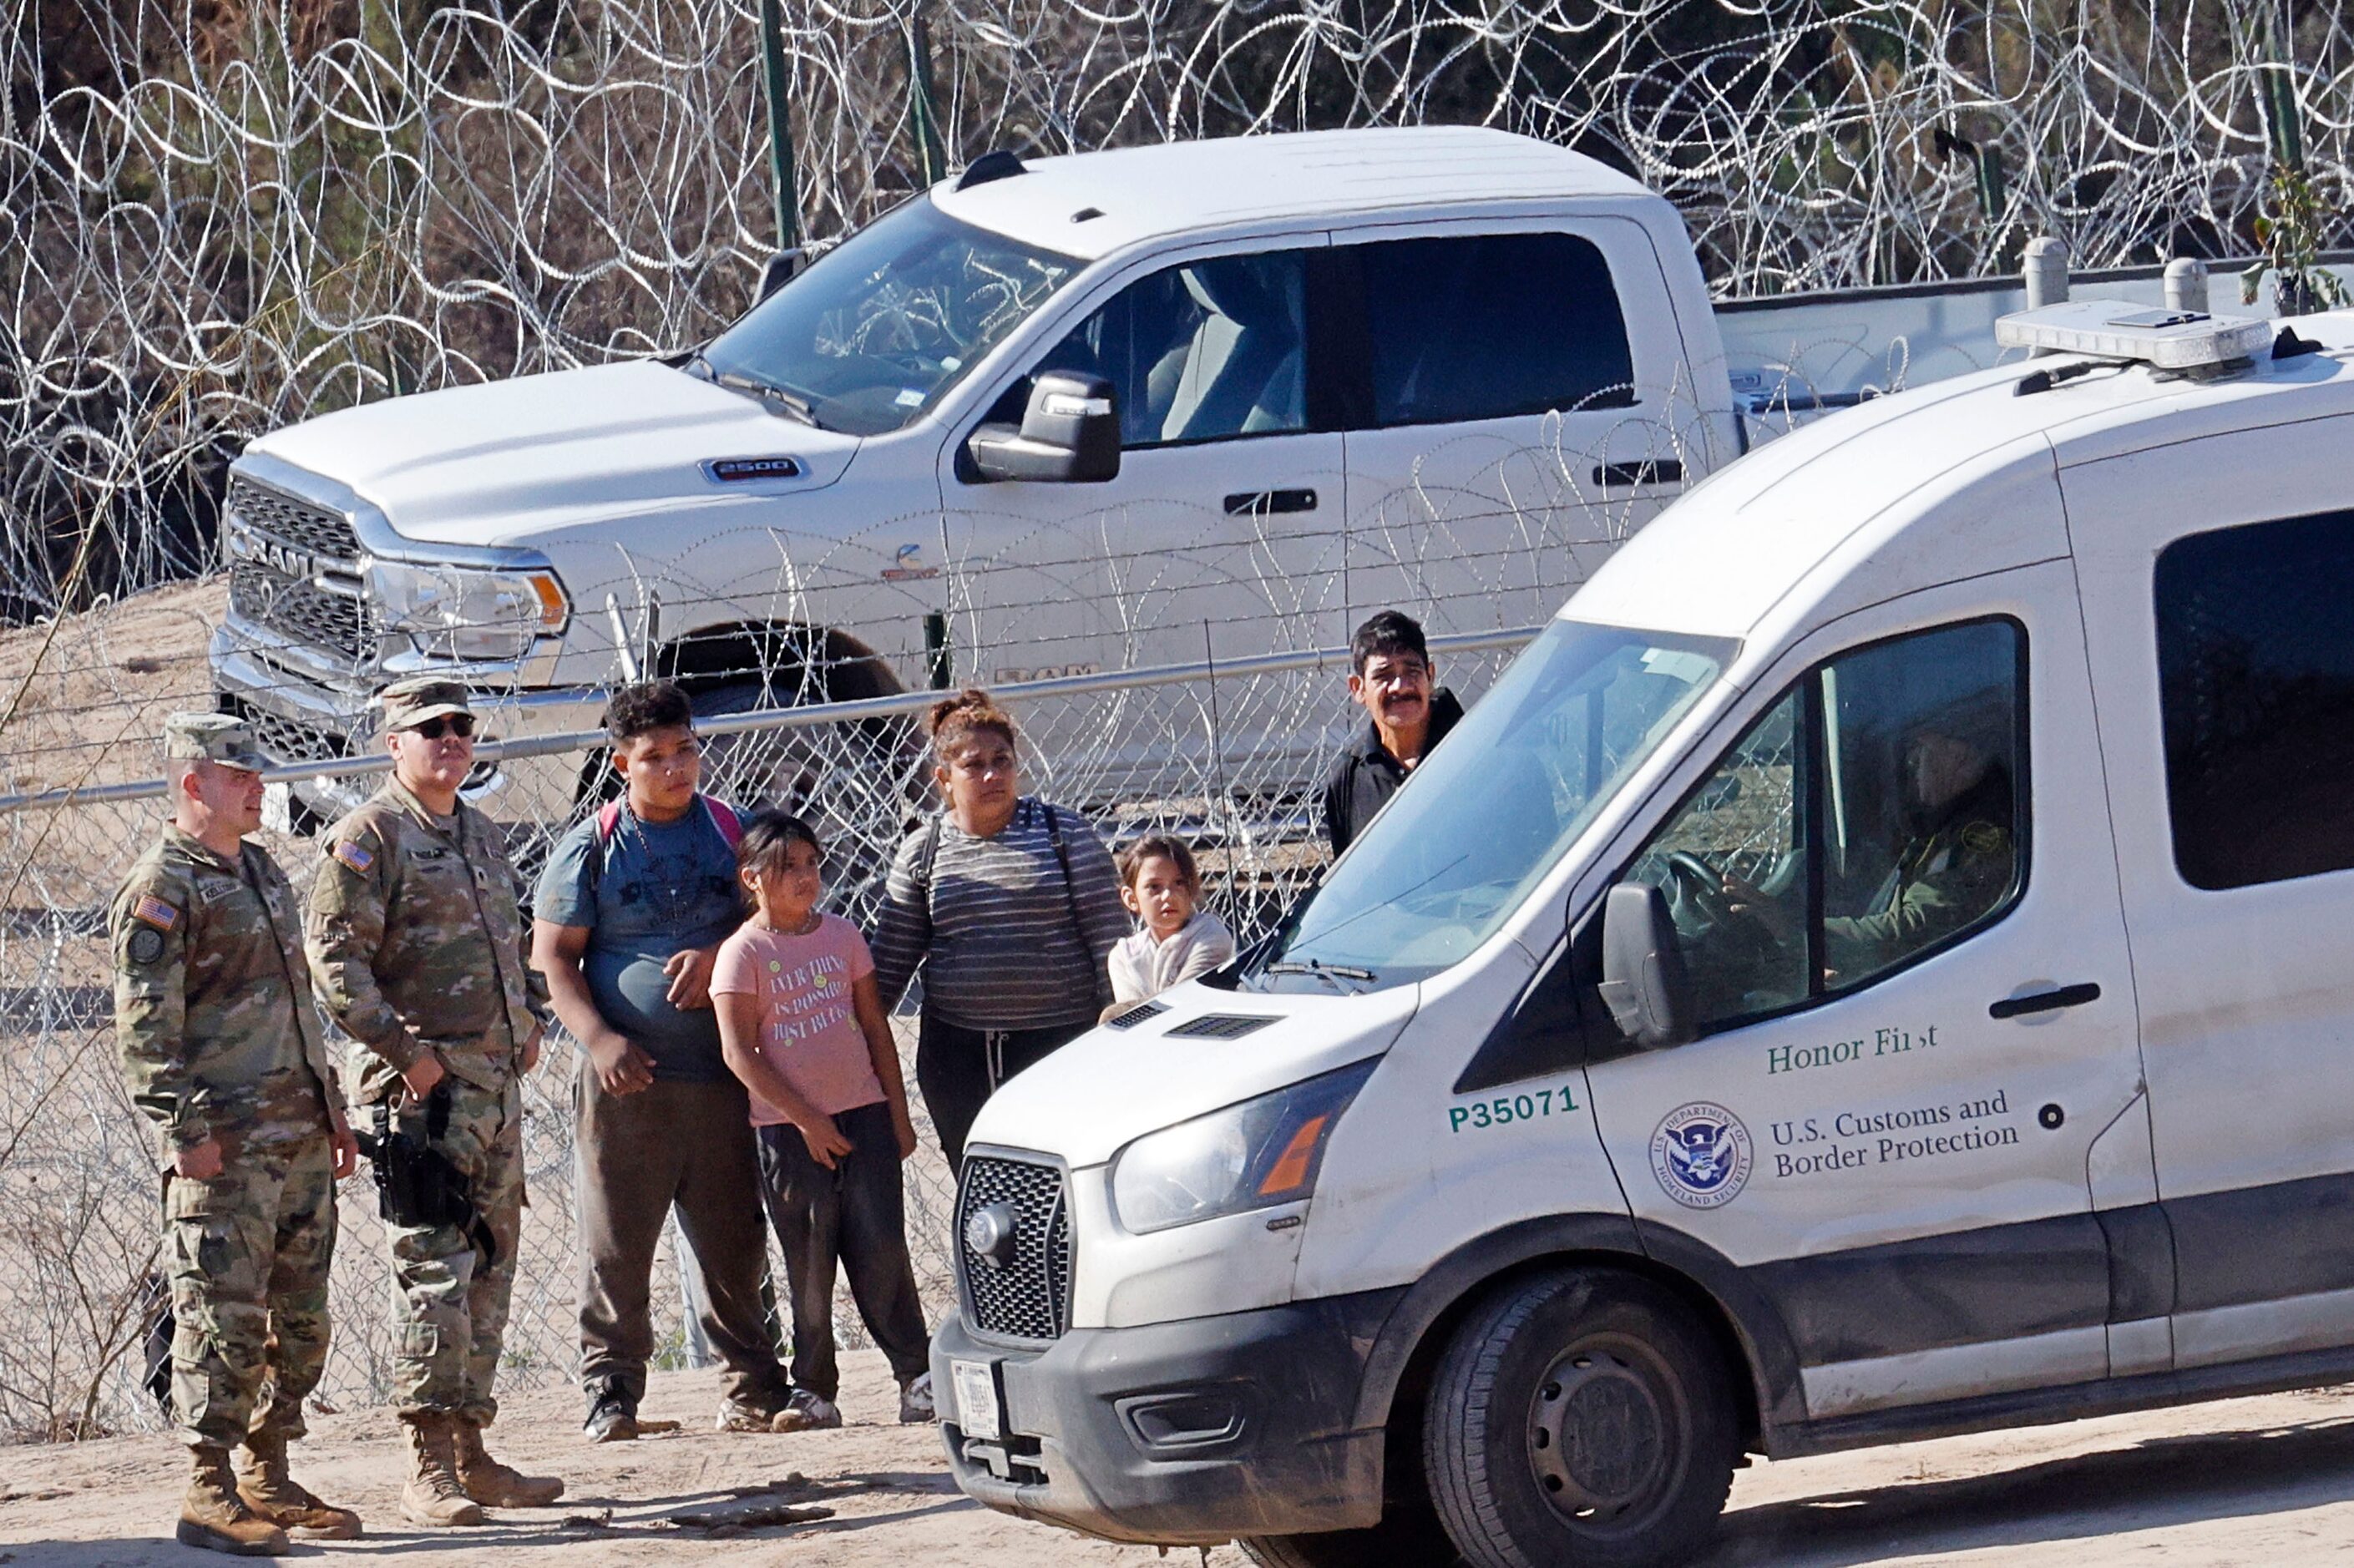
[0,574,1532,1442]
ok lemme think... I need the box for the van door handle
[1223,488,1317,516]
[1988,983,2102,1019]
[1592,459,1683,488]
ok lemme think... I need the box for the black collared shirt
[1320,687,1465,856]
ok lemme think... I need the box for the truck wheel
[1425,1269,1734,1568]
[1238,1505,1463,1568]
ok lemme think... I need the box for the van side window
[2155,509,2354,890]
[1028,250,1312,448]
[1622,620,2026,1034]
[1351,232,1634,427]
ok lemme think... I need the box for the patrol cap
[163,711,267,772]
[377,675,473,731]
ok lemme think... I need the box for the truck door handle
[1988,983,2102,1019]
[1592,459,1683,488]
[1223,488,1317,515]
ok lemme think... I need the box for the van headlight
[368,559,568,661]
[1108,1059,1378,1235]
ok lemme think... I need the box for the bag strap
[918,814,945,927]
[1042,803,1104,1007]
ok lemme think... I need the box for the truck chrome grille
[226,478,361,561]
[229,561,372,662]
[219,695,353,765]
[957,1155,1072,1341]
[225,476,372,661]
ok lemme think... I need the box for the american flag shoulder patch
[332,839,375,873]
[131,893,180,931]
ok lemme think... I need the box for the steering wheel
[1661,850,1739,928]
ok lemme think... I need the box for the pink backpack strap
[595,799,624,842]
[702,797,742,848]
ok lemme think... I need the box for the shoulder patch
[131,893,180,931]
[127,926,166,964]
[1962,822,2006,856]
[332,840,376,873]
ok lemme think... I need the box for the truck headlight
[367,559,568,661]
[1108,1059,1378,1235]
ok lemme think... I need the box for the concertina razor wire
[7,1,2354,617]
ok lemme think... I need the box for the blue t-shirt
[534,799,744,1082]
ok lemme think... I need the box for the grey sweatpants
[575,1074,789,1412]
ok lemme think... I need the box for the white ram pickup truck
[210,124,2196,818]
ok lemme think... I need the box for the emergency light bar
[1995,300,2276,369]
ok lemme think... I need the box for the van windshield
[1244,620,1734,992]
[699,199,1080,437]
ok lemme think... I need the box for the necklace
[621,800,706,928]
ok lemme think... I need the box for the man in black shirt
[1320,610,1464,855]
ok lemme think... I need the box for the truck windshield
[1245,620,1734,992]
[699,199,1081,437]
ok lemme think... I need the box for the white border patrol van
[930,302,2354,1565]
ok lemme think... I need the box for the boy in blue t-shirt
[532,680,792,1440]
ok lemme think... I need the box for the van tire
[1238,1503,1465,1568]
[1424,1268,1734,1568]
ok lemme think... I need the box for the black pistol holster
[354,1082,499,1265]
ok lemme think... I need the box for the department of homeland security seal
[1650,1102,1754,1210]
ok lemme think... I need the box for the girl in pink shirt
[713,811,932,1429]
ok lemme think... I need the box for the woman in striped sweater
[869,690,1128,1167]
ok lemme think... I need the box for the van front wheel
[1425,1268,1735,1568]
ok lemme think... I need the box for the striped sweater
[869,798,1129,1029]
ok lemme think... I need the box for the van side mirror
[967,372,1121,483]
[1597,882,1696,1050]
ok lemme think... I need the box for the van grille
[957,1155,1071,1341]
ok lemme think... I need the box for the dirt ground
[0,579,223,797]
[8,1358,2354,1565]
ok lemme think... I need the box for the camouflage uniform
[1825,813,2015,975]
[113,766,342,1454]
[305,775,547,1422]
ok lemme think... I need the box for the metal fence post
[907,11,949,186]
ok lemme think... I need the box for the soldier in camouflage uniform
[113,713,362,1555]
[303,677,564,1527]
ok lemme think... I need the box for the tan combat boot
[452,1416,565,1507]
[398,1412,487,1527]
[238,1430,362,1539]
[178,1444,290,1556]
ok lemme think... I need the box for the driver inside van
[1726,712,2015,983]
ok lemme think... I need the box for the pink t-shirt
[711,914,887,1123]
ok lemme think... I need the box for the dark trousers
[915,1014,1089,1169]
[755,1104,932,1400]
[576,1074,789,1412]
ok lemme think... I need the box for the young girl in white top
[1106,835,1235,1012]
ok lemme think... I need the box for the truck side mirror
[1597,882,1697,1050]
[757,249,805,303]
[967,372,1121,483]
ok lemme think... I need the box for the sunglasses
[408,715,476,740]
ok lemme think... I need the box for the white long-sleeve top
[1107,909,1237,1005]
